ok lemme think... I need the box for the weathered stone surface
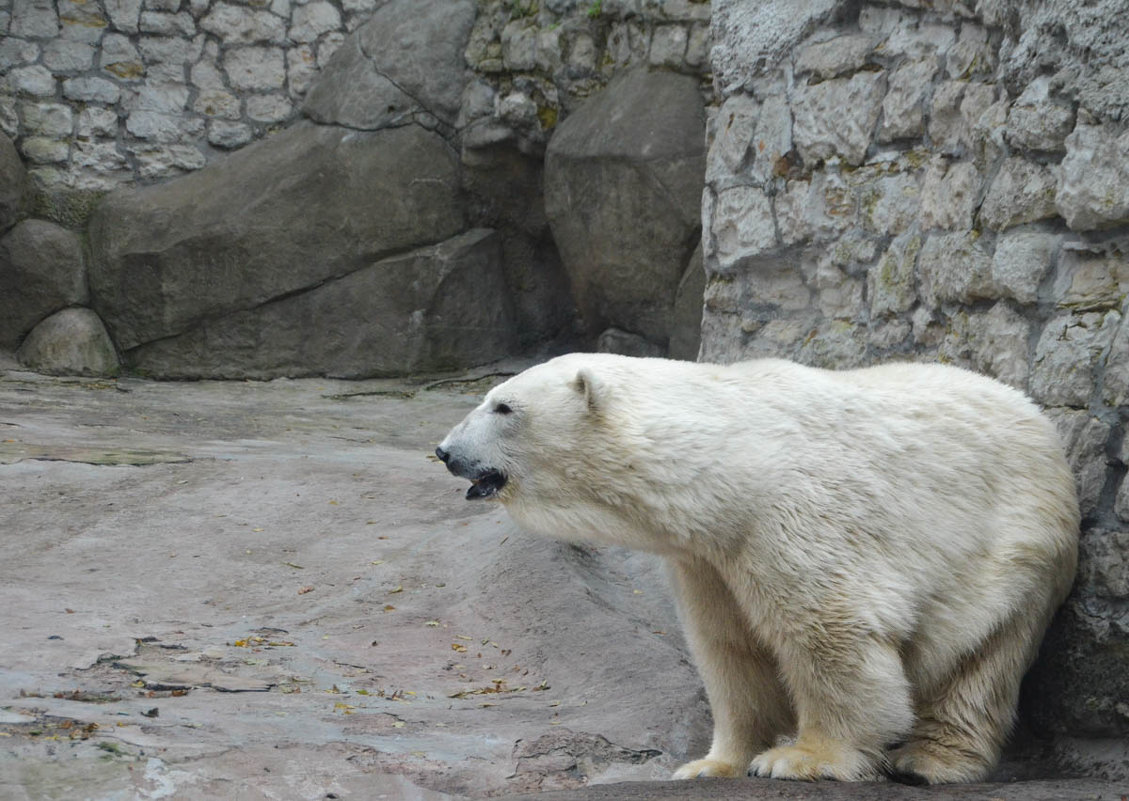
[919,158,979,230]
[947,21,993,79]
[16,307,120,377]
[10,0,59,38]
[544,68,704,346]
[21,137,69,165]
[88,122,465,356]
[1025,595,1129,742]
[1052,248,1127,313]
[42,39,96,72]
[199,3,286,45]
[868,231,920,318]
[792,71,885,166]
[712,185,776,264]
[207,119,253,149]
[669,245,704,361]
[968,302,1033,390]
[124,229,515,379]
[649,24,688,68]
[1001,0,1129,124]
[991,232,1058,305]
[1079,527,1129,598]
[458,142,574,350]
[0,37,40,71]
[794,33,876,79]
[1102,314,1129,408]
[103,0,141,32]
[928,80,995,156]
[303,0,476,130]
[223,46,286,92]
[1030,311,1120,408]
[62,76,122,103]
[1046,408,1112,518]
[918,231,994,307]
[288,1,340,44]
[858,169,920,236]
[596,327,665,358]
[1005,76,1075,153]
[775,170,854,246]
[0,133,25,235]
[0,219,87,348]
[979,157,1058,231]
[708,93,792,188]
[22,101,75,133]
[711,0,846,92]
[877,56,938,142]
[5,64,56,96]
[1056,123,1129,231]
[803,245,864,320]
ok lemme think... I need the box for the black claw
[886,769,928,786]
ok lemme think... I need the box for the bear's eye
[493,402,513,415]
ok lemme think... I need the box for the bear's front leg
[667,557,794,780]
[749,626,914,781]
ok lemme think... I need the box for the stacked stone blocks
[0,0,360,205]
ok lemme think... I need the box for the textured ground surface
[0,358,1126,801]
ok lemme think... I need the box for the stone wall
[704,0,1129,778]
[0,0,711,223]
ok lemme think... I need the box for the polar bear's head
[435,354,618,503]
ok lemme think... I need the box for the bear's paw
[672,757,742,779]
[748,741,878,781]
[887,741,991,784]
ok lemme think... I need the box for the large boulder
[124,229,516,379]
[0,219,87,349]
[0,132,26,235]
[544,68,706,353]
[88,121,476,376]
[302,0,476,131]
[17,308,120,377]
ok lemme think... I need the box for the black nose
[435,446,450,463]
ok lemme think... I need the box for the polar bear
[435,353,1079,784]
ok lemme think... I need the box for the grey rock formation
[0,219,87,349]
[302,0,476,131]
[711,0,846,92]
[544,68,705,353]
[0,133,24,234]
[1000,0,1129,124]
[124,229,516,379]
[16,307,120,376]
[1056,123,1129,231]
[88,121,470,374]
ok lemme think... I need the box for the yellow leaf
[451,643,467,653]
[388,585,403,594]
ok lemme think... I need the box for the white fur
[438,354,1080,783]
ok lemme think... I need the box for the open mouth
[467,469,507,500]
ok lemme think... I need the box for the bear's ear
[571,367,605,413]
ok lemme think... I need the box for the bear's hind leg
[749,627,914,781]
[669,557,794,780]
[890,609,1049,784]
